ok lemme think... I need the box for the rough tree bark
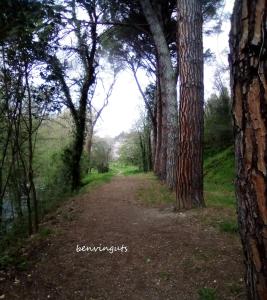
[140,0,178,189]
[176,0,205,209]
[0,186,2,230]
[25,68,38,232]
[229,0,267,299]
[154,73,163,176]
[85,119,94,166]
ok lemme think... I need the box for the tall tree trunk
[0,173,2,229]
[176,0,204,209]
[25,69,38,233]
[85,121,94,166]
[71,117,86,190]
[26,192,33,235]
[139,133,147,172]
[154,74,163,176]
[229,1,267,299]
[152,87,158,168]
[159,67,168,181]
[140,0,178,189]
[151,118,157,168]
[0,195,2,230]
[147,129,153,171]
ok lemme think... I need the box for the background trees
[117,111,153,173]
[139,0,178,189]
[90,137,112,173]
[0,0,59,234]
[101,0,178,187]
[204,86,233,154]
[230,0,267,298]
[0,0,228,237]
[0,0,110,235]
[44,0,99,190]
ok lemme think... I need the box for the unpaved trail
[1,175,245,299]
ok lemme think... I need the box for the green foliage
[198,287,217,300]
[0,253,27,270]
[0,218,29,269]
[0,224,52,270]
[81,163,143,191]
[118,132,141,167]
[117,117,153,173]
[35,115,72,184]
[204,87,233,156]
[32,116,79,220]
[90,137,112,173]
[0,0,45,41]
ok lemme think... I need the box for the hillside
[204,147,235,207]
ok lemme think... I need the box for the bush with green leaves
[90,137,112,173]
[118,132,141,167]
[204,87,233,156]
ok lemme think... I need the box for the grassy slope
[204,146,235,207]
[137,146,236,209]
[137,146,238,234]
[203,146,238,234]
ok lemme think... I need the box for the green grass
[218,219,238,234]
[198,287,217,300]
[204,147,235,208]
[111,163,142,176]
[81,164,143,190]
[82,170,115,186]
[202,146,239,234]
[39,227,53,237]
[120,165,142,176]
[136,147,235,209]
[200,210,239,235]
[79,170,116,194]
[137,173,175,205]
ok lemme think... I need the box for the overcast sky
[95,1,235,138]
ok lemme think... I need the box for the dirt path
[1,175,245,299]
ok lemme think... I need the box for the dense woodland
[0,0,267,299]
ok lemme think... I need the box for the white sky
[94,69,148,138]
[96,1,235,138]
